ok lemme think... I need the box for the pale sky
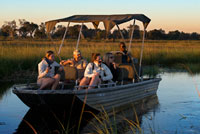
[1,0,200,33]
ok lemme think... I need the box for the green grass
[1,39,200,81]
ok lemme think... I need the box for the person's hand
[94,71,100,76]
[112,62,117,69]
[60,60,66,65]
[58,66,63,71]
[71,60,75,66]
[46,67,50,73]
[64,60,74,66]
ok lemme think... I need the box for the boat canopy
[45,14,151,33]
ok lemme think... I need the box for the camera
[48,65,52,69]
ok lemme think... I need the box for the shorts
[37,77,55,86]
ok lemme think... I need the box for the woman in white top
[37,50,63,90]
[79,53,113,90]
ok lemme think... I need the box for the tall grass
[1,39,200,81]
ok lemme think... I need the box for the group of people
[37,42,131,90]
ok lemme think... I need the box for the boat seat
[113,51,123,64]
[112,51,133,65]
[59,66,78,89]
[77,69,85,80]
[63,66,78,80]
[117,63,135,82]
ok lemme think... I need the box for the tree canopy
[0,20,199,40]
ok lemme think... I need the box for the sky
[1,0,200,33]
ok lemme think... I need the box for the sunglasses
[121,45,126,48]
[96,58,102,61]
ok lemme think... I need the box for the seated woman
[103,52,118,82]
[79,53,113,90]
[37,50,63,90]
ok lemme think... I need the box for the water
[0,72,200,134]
[141,72,200,134]
[0,84,28,134]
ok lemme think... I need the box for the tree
[112,29,121,39]
[34,23,47,38]
[1,20,17,38]
[95,29,106,39]
[147,29,166,40]
[68,25,82,39]
[83,29,96,39]
[128,24,141,39]
[81,25,89,39]
[167,30,180,40]
[179,32,190,40]
[18,19,38,38]
[29,22,38,37]
[52,25,66,38]
[190,32,199,40]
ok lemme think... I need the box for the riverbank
[1,40,200,81]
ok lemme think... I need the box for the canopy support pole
[76,23,83,50]
[116,24,125,42]
[128,20,136,52]
[139,27,146,81]
[58,22,70,55]
[48,36,62,61]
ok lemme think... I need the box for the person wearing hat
[60,49,88,69]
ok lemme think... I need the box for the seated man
[60,49,88,69]
[119,42,132,63]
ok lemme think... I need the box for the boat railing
[74,82,116,90]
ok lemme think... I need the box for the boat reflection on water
[0,82,13,101]
[14,95,159,134]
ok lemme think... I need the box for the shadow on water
[14,107,96,134]
[0,82,14,101]
[14,95,159,134]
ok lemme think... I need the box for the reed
[1,40,200,80]
[19,95,159,134]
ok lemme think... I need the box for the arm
[53,61,63,71]
[84,63,94,78]
[127,52,132,63]
[101,64,113,81]
[62,59,75,66]
[38,61,48,79]
[82,59,88,69]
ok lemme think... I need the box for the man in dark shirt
[119,42,132,63]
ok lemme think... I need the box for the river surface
[0,71,200,134]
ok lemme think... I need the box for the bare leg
[51,74,61,90]
[38,78,55,90]
[78,77,90,90]
[88,75,101,89]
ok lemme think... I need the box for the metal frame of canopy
[45,14,151,79]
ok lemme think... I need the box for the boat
[14,95,159,134]
[13,14,161,112]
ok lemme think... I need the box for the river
[0,71,200,134]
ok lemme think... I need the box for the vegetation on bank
[1,40,200,81]
[0,20,199,40]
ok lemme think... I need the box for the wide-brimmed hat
[73,49,81,55]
